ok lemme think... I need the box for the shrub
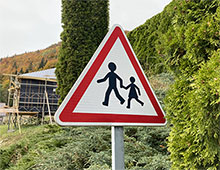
[166,51,220,169]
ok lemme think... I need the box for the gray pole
[112,126,124,170]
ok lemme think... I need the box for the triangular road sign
[55,25,166,126]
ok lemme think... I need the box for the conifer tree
[19,68,24,74]
[56,0,109,102]
[38,57,46,69]
[128,0,220,168]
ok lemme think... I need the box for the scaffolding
[4,68,59,132]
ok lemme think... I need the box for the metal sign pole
[112,126,124,170]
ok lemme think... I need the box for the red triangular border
[56,25,166,125]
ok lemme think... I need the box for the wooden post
[14,76,21,134]
[41,79,47,124]
[16,110,21,134]
[7,113,12,131]
[45,90,52,124]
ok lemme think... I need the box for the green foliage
[0,125,65,170]
[0,123,170,169]
[149,73,174,108]
[38,57,47,70]
[31,127,111,170]
[161,0,220,78]
[158,1,220,169]
[56,0,109,102]
[127,0,220,169]
[0,75,8,103]
[19,68,24,74]
[127,1,176,76]
[165,51,220,169]
[12,62,17,69]
[124,127,170,170]
[31,126,170,170]
[128,0,220,78]
[0,83,7,103]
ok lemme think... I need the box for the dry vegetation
[0,43,60,75]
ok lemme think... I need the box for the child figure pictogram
[97,62,125,106]
[123,76,144,109]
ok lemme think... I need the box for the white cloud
[0,0,62,57]
[110,0,172,30]
[0,0,172,58]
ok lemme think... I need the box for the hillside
[0,43,60,102]
[0,43,60,76]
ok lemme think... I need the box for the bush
[166,51,220,169]
[31,126,170,170]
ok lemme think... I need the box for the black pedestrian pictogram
[97,62,125,106]
[123,76,144,109]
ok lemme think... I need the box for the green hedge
[55,0,109,102]
[128,0,220,169]
[166,51,220,169]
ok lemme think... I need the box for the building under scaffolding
[5,68,59,131]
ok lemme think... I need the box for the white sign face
[74,38,157,116]
[55,24,166,126]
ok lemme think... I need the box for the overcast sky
[0,0,172,59]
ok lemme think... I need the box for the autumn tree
[56,0,109,102]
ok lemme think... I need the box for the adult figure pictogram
[123,76,144,109]
[97,62,125,106]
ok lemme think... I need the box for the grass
[0,124,45,148]
[0,124,8,137]
[0,124,64,170]
[0,124,24,148]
